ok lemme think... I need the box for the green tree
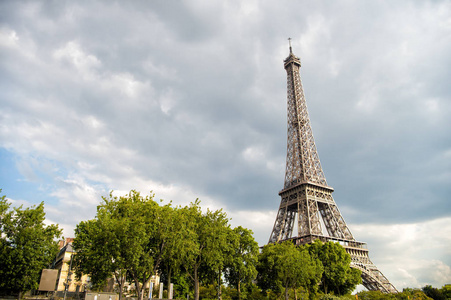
[73,190,175,300]
[257,241,323,300]
[245,283,267,300]
[308,240,361,295]
[73,219,127,294]
[179,201,230,300]
[397,288,432,300]
[158,205,192,296]
[224,226,259,300]
[162,270,192,300]
[439,285,451,300]
[422,285,445,300]
[256,242,280,295]
[0,190,62,297]
[357,290,395,300]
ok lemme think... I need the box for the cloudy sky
[1,0,450,291]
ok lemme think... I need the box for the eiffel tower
[269,41,397,293]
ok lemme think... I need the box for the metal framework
[269,44,397,293]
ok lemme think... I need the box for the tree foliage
[73,191,243,300]
[257,241,323,300]
[224,226,259,300]
[73,190,176,300]
[178,200,231,300]
[158,203,203,299]
[0,190,62,296]
[422,285,448,300]
[357,288,434,300]
[308,240,361,295]
[73,219,118,290]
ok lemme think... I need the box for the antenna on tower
[288,37,292,53]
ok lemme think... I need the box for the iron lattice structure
[269,46,397,293]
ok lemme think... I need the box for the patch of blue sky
[0,147,60,206]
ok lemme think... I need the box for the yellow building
[52,238,90,293]
[50,238,161,296]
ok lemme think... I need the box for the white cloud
[242,146,265,163]
[0,28,19,48]
[351,218,451,289]
[228,209,276,246]
[144,59,178,81]
[54,41,101,76]
[299,14,331,60]
[5,197,34,210]
[81,115,104,130]
[101,72,149,99]
[159,88,178,114]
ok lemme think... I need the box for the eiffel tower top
[282,42,329,191]
[284,38,301,67]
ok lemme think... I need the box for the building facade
[52,238,90,293]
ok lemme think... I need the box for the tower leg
[345,247,397,293]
